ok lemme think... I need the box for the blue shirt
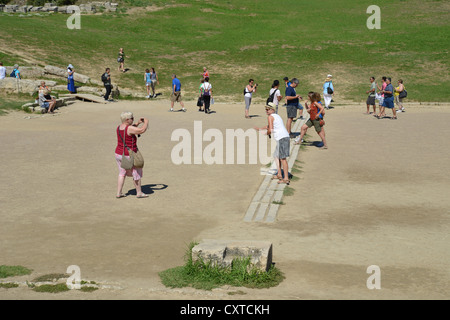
[145,73,151,83]
[172,78,181,92]
[384,83,394,98]
[285,86,298,106]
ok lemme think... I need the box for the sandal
[116,194,127,199]
[277,179,290,185]
[271,175,282,180]
[136,193,149,198]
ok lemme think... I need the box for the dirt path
[0,99,449,300]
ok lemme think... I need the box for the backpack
[10,69,16,78]
[266,89,278,105]
[101,73,108,83]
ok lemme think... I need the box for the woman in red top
[296,92,328,149]
[115,111,149,198]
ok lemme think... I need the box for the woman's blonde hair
[120,111,133,122]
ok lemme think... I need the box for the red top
[309,102,319,120]
[115,125,138,156]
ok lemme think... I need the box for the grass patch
[0,0,448,102]
[0,265,32,279]
[80,286,99,292]
[0,283,19,289]
[272,200,285,205]
[32,273,68,283]
[32,283,70,293]
[159,242,284,291]
[0,97,31,115]
[283,186,295,196]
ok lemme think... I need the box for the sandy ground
[0,97,449,301]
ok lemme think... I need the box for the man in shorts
[377,77,397,120]
[366,76,377,114]
[285,78,301,137]
[255,102,291,185]
[170,74,186,112]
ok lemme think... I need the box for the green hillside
[0,0,449,102]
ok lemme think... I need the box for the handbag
[118,126,144,169]
[327,82,333,94]
[197,96,204,107]
[399,89,407,99]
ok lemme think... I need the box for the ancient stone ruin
[0,2,119,14]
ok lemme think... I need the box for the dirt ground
[0,97,449,301]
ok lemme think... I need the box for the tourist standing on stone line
[255,102,291,185]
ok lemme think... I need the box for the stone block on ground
[192,240,273,272]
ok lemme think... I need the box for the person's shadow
[126,183,168,196]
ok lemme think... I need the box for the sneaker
[169,109,173,112]
[182,108,186,112]
[397,109,402,113]
[146,95,150,99]
[153,94,156,98]
[401,108,405,112]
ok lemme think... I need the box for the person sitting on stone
[39,81,56,103]
[38,89,56,114]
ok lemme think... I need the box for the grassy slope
[0,0,449,103]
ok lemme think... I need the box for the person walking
[202,67,209,79]
[102,68,113,101]
[115,112,149,198]
[295,92,328,149]
[376,77,396,119]
[170,74,186,112]
[144,69,152,98]
[285,78,301,137]
[200,76,213,114]
[366,76,377,114]
[149,67,159,98]
[255,102,291,185]
[395,79,406,113]
[376,76,387,118]
[244,79,257,119]
[269,80,282,114]
[117,48,126,72]
[323,74,334,109]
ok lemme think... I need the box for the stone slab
[192,240,273,272]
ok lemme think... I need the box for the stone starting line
[244,115,307,223]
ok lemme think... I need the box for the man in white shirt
[0,62,6,79]
[255,102,291,185]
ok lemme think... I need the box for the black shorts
[286,105,297,118]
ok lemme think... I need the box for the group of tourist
[366,76,407,120]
